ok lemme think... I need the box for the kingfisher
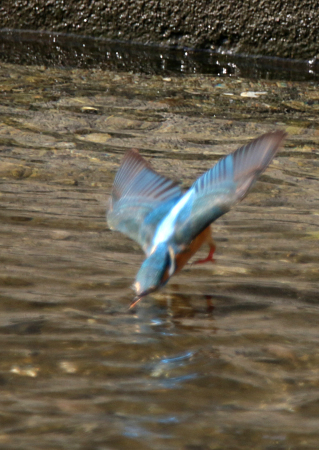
[107,131,286,307]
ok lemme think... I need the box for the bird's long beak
[128,285,157,310]
[128,296,143,310]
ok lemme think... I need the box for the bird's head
[131,243,176,306]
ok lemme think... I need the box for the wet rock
[0,1,319,59]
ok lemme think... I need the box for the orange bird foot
[193,247,215,265]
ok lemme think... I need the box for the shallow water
[0,57,319,449]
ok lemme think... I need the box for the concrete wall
[0,0,318,59]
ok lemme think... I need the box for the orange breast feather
[161,226,213,284]
[174,226,212,273]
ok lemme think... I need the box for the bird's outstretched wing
[173,131,286,245]
[107,149,183,252]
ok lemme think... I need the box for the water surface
[0,48,319,449]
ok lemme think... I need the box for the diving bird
[107,130,286,307]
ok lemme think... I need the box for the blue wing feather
[107,149,183,252]
[173,131,286,244]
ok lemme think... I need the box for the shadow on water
[0,30,319,449]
